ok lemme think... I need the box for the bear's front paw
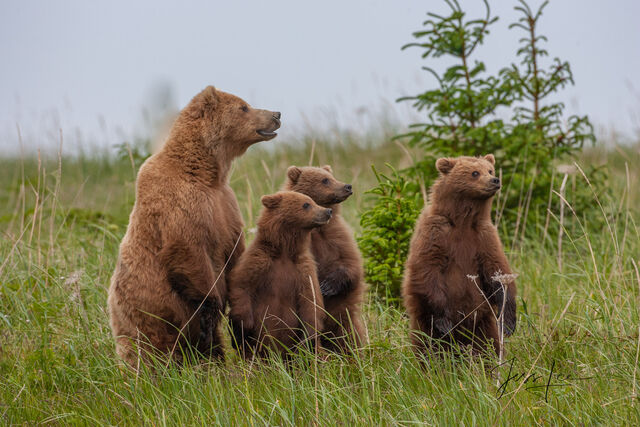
[199,301,215,344]
[319,268,352,297]
[434,317,454,336]
[319,279,339,297]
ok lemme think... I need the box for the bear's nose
[491,177,501,186]
[273,112,281,120]
[344,184,352,193]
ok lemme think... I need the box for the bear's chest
[198,186,244,257]
[444,227,481,272]
[268,258,312,295]
[310,229,338,264]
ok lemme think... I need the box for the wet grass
[1,136,639,424]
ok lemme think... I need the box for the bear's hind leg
[196,299,225,361]
[471,317,501,358]
[322,305,365,354]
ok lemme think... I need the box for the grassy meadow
[0,131,639,425]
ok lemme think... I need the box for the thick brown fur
[228,191,331,360]
[284,165,366,352]
[402,154,517,359]
[107,86,281,367]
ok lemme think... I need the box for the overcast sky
[1,0,639,154]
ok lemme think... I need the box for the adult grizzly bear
[108,86,281,367]
[402,154,516,359]
[284,165,366,352]
[228,191,331,360]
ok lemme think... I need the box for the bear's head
[285,165,353,207]
[435,154,500,199]
[260,191,333,229]
[182,86,281,153]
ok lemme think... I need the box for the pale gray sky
[1,0,639,154]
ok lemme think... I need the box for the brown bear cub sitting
[285,165,366,352]
[228,191,331,359]
[402,154,516,359]
[108,86,281,367]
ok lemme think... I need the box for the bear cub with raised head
[228,191,331,359]
[108,86,281,367]
[402,154,516,358]
[285,165,366,352]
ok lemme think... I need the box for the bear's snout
[322,208,333,222]
[491,177,501,187]
[332,183,353,204]
[271,111,281,128]
[256,110,282,140]
[313,207,333,226]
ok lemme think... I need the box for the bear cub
[228,191,331,359]
[285,165,366,352]
[402,154,517,358]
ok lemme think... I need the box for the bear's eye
[241,105,249,112]
[302,202,310,210]
[322,178,329,185]
[472,171,479,177]
[489,170,494,175]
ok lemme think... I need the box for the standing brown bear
[108,86,281,367]
[284,165,366,352]
[227,191,331,359]
[402,154,517,359]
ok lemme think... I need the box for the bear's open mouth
[312,217,331,226]
[257,117,281,140]
[257,129,278,138]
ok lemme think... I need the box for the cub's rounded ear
[261,193,283,209]
[287,166,302,183]
[436,158,456,174]
[321,165,333,174]
[484,154,495,165]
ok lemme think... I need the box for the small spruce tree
[358,0,598,304]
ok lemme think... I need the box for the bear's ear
[321,165,333,174]
[287,166,302,183]
[201,86,220,109]
[188,86,219,119]
[483,154,495,165]
[261,194,283,209]
[436,158,456,174]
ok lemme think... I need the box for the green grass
[1,134,639,425]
